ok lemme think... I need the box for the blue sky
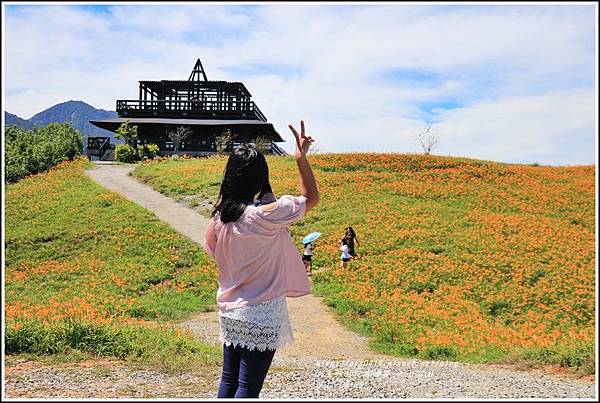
[3,3,597,165]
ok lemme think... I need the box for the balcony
[117,99,267,122]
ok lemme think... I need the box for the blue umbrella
[302,232,321,245]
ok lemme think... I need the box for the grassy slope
[131,153,595,375]
[4,157,220,372]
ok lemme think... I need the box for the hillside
[4,157,220,370]
[4,100,120,141]
[2,154,595,399]
[131,153,596,374]
[5,112,35,129]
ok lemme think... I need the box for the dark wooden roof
[89,117,284,142]
[139,80,252,97]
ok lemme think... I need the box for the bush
[116,143,160,162]
[137,144,157,159]
[145,144,160,159]
[115,144,138,163]
[4,123,83,183]
[114,120,139,150]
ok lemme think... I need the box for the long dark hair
[345,226,356,239]
[211,143,269,223]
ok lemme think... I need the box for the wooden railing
[117,99,267,122]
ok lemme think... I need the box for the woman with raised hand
[203,120,319,398]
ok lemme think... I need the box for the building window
[165,141,174,149]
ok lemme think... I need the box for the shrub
[145,144,160,159]
[114,120,139,150]
[132,144,160,161]
[4,123,83,183]
[115,144,138,163]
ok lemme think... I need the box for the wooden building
[89,59,287,157]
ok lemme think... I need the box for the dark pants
[217,343,276,398]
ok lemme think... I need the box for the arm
[296,155,319,213]
[289,120,319,213]
[203,219,217,258]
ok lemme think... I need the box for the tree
[215,129,235,155]
[5,123,83,183]
[167,126,192,156]
[416,122,441,155]
[114,120,139,150]
[253,136,272,154]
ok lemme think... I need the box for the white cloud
[435,87,597,165]
[2,4,596,165]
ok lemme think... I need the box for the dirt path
[7,161,592,399]
[84,162,207,243]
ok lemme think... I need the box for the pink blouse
[202,193,311,311]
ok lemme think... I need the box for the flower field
[4,157,220,370]
[132,153,595,373]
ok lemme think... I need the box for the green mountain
[4,101,121,142]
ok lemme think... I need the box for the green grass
[4,157,220,371]
[5,318,220,374]
[313,277,595,374]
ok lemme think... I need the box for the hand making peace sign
[288,120,315,158]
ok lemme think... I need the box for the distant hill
[4,100,122,144]
[5,112,35,130]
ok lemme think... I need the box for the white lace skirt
[218,294,294,352]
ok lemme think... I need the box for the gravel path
[6,161,593,399]
[4,355,595,399]
[4,358,221,399]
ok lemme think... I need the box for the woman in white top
[302,241,316,276]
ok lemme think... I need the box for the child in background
[339,236,351,268]
[302,241,315,276]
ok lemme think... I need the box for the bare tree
[215,129,235,155]
[168,126,192,156]
[417,123,441,155]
